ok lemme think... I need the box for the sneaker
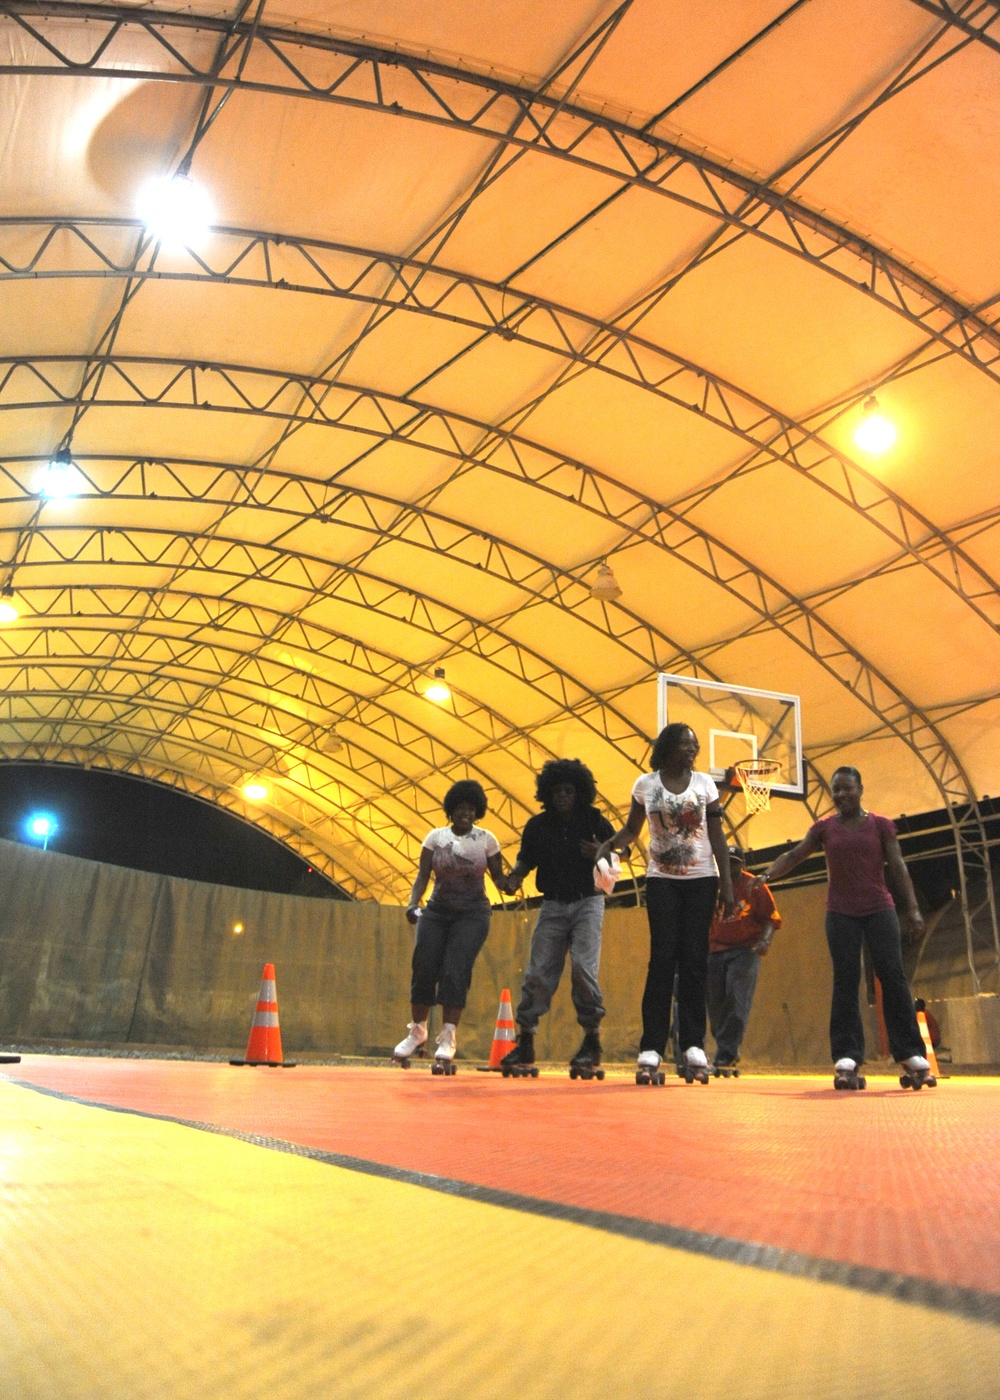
[834,1057,857,1074]
[902,1055,930,1073]
[637,1050,662,1070]
[683,1046,709,1069]
[393,1022,428,1059]
[435,1022,457,1061]
[501,1030,535,1067]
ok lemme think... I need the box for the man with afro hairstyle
[501,758,616,1071]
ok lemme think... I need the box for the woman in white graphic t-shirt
[392,779,506,1069]
[597,724,734,1080]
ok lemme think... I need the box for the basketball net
[734,759,781,815]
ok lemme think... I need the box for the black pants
[410,901,491,1009]
[640,876,718,1055]
[825,909,924,1064]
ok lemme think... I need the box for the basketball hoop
[734,759,781,815]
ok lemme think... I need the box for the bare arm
[755,829,821,887]
[751,921,776,955]
[883,833,925,940]
[706,804,734,916]
[486,849,507,899]
[596,796,646,863]
[406,846,435,924]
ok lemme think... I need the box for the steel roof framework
[0,0,997,981]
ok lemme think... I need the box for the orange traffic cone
[487,988,517,1069]
[229,964,296,1067]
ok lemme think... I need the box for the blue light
[26,812,57,848]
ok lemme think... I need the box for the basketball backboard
[657,673,804,799]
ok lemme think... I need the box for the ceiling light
[321,728,345,754]
[242,781,268,801]
[425,667,451,704]
[41,448,79,498]
[0,599,17,624]
[853,396,897,454]
[137,173,214,250]
[590,562,622,602]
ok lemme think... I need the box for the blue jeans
[410,902,490,1009]
[707,947,760,1063]
[515,895,606,1032]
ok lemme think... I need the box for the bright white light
[41,458,79,498]
[425,682,451,703]
[242,782,268,801]
[137,173,215,250]
[28,813,57,843]
[0,601,17,624]
[853,398,897,454]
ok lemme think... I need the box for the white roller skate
[635,1049,665,1087]
[392,1021,427,1068]
[432,1021,458,1076]
[899,1054,936,1091]
[833,1057,866,1091]
[681,1045,710,1085]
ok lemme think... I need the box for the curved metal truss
[2,218,998,633]
[1,353,995,974]
[2,5,999,383]
[906,1,1000,55]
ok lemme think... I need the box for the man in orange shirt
[707,845,781,1068]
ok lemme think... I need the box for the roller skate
[833,1057,866,1090]
[392,1021,427,1067]
[569,1030,605,1081]
[681,1046,710,1084]
[431,1021,458,1075]
[898,1055,937,1091]
[635,1050,665,1086]
[500,1030,539,1078]
[712,1055,741,1079]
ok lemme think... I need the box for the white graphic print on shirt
[631,771,719,879]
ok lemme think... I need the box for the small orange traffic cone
[487,988,517,1069]
[229,964,296,1067]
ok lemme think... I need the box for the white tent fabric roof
[1,0,999,900]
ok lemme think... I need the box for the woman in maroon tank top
[757,767,935,1090]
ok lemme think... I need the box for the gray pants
[515,895,606,1033]
[706,947,761,1064]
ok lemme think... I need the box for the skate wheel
[899,1074,910,1088]
[501,1066,510,1078]
[530,1066,538,1077]
[569,1067,578,1079]
[395,1057,410,1069]
[912,1078,922,1090]
[655,1072,665,1086]
[595,1070,605,1081]
[636,1071,647,1085]
[857,1076,867,1089]
[431,1062,441,1075]
[448,1063,457,1075]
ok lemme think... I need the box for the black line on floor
[6,1075,1000,1329]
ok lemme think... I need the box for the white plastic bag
[593,853,621,895]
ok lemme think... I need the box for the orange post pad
[915,1009,940,1078]
[230,963,296,1067]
